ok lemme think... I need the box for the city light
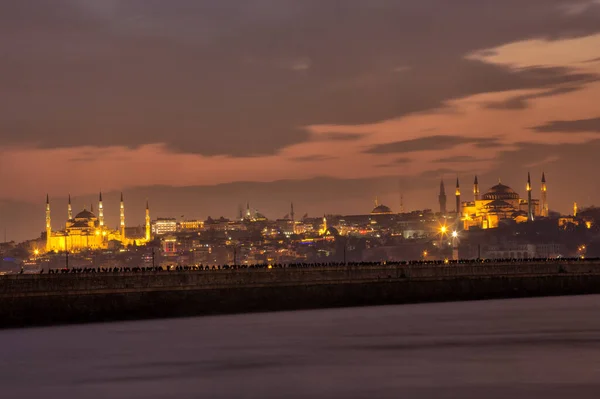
[452,231,458,238]
[440,226,447,234]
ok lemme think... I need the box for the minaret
[473,176,480,201]
[439,179,447,215]
[400,194,404,214]
[120,192,125,239]
[290,202,295,234]
[541,172,548,217]
[322,214,328,234]
[455,178,461,215]
[145,200,151,241]
[98,191,104,227]
[527,172,533,221]
[45,194,51,252]
[67,194,73,220]
[574,202,578,217]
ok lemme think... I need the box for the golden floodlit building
[458,173,548,230]
[45,192,152,252]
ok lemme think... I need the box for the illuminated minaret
[98,191,104,227]
[574,202,578,217]
[145,200,151,241]
[455,178,461,215]
[120,192,125,238]
[439,179,447,215]
[540,172,548,217]
[45,194,51,251]
[527,172,533,221]
[473,176,480,201]
[67,194,73,220]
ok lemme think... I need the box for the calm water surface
[2,296,600,398]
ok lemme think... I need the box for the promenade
[2,258,600,328]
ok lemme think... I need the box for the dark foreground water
[2,296,600,399]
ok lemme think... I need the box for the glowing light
[440,226,447,234]
[33,249,39,256]
[451,231,458,238]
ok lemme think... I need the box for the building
[461,173,546,230]
[45,193,151,253]
[152,218,177,235]
[371,198,393,215]
[178,220,205,232]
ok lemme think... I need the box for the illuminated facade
[152,218,177,235]
[45,193,152,252]
[461,174,545,230]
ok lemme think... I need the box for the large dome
[74,209,96,220]
[482,183,520,201]
[371,204,393,215]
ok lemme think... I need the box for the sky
[1,0,600,241]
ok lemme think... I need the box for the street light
[440,226,448,234]
[451,231,459,261]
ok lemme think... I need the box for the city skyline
[2,1,600,240]
[0,172,565,243]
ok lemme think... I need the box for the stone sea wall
[1,261,600,328]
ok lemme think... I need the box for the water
[2,296,600,398]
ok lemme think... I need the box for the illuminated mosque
[45,192,152,252]
[443,173,549,230]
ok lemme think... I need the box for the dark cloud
[364,136,497,154]
[315,132,366,141]
[291,154,335,162]
[1,1,599,156]
[475,138,504,148]
[484,87,581,110]
[532,117,600,133]
[375,157,412,168]
[434,155,483,163]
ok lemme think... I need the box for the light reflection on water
[2,296,600,398]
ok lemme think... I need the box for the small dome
[74,209,96,220]
[371,204,393,214]
[324,227,339,236]
[482,183,520,201]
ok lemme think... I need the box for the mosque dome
[74,209,96,220]
[371,204,393,215]
[482,183,520,201]
[324,227,340,236]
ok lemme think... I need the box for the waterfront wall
[2,261,600,328]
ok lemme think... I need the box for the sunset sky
[2,1,600,241]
